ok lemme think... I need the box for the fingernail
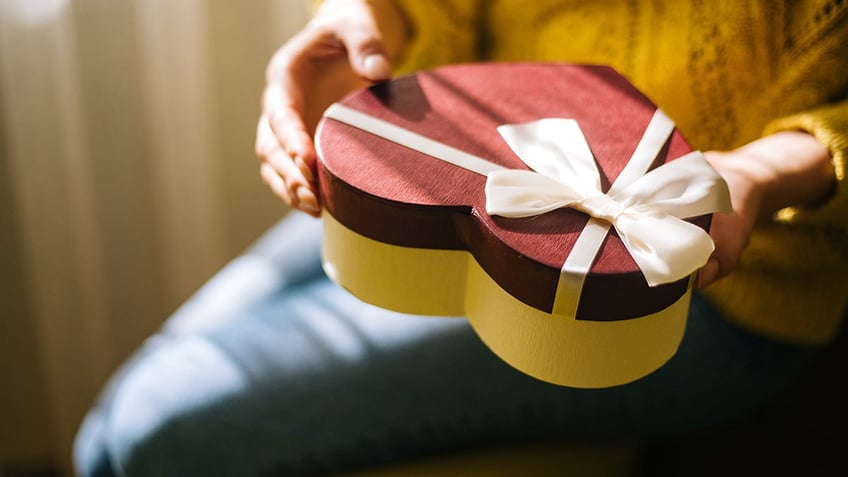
[295,156,315,183]
[363,54,391,80]
[297,187,320,215]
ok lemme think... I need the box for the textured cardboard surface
[317,62,707,320]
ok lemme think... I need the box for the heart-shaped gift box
[315,62,730,388]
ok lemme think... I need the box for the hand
[697,131,835,287]
[697,150,763,288]
[255,0,406,216]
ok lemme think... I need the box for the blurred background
[3,1,848,477]
[0,0,308,475]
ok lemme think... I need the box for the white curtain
[0,0,309,473]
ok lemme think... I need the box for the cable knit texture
[385,0,848,345]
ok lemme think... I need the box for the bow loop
[486,117,731,287]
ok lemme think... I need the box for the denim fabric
[73,211,813,477]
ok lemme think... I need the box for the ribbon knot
[486,116,732,287]
[576,195,625,223]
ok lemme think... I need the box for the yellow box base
[322,212,689,388]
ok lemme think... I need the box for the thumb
[346,35,392,81]
[696,257,720,288]
[358,51,392,81]
[340,21,392,81]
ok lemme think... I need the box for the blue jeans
[73,212,813,477]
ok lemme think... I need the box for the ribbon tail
[615,213,715,286]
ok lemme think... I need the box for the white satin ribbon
[323,103,732,318]
[323,104,505,176]
[487,116,732,289]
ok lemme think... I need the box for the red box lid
[316,62,709,321]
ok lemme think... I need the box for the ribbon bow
[486,118,732,287]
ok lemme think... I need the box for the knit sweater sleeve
[762,0,848,229]
[765,100,848,228]
[702,0,848,344]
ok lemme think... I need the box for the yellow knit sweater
[380,0,848,345]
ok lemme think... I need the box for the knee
[79,337,250,476]
[74,409,117,477]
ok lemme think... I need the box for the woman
[75,1,846,475]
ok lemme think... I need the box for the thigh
[104,278,532,476]
[101,276,813,477]
[160,211,326,337]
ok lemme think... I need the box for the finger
[260,161,322,218]
[696,212,746,288]
[697,249,736,288]
[262,85,315,160]
[332,6,392,80]
[262,84,318,180]
[260,162,292,206]
[266,107,318,186]
[696,257,720,288]
[258,118,321,216]
[294,184,321,217]
[256,126,296,208]
[257,114,314,189]
[262,27,333,143]
[342,31,391,81]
